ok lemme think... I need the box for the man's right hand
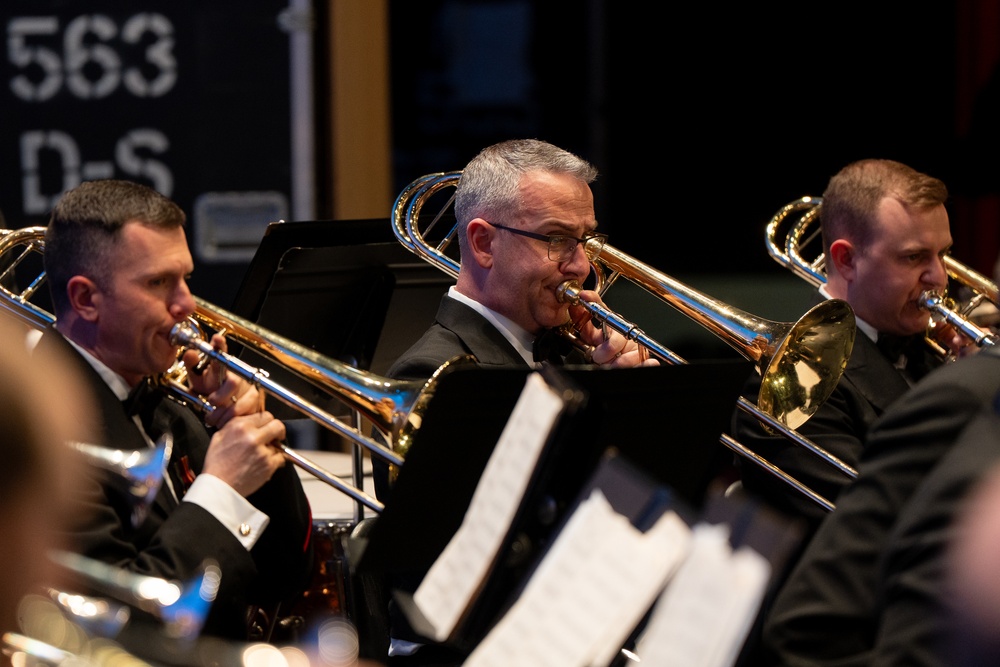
[201,411,287,496]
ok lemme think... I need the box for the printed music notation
[464,489,691,667]
[412,372,566,641]
[634,523,771,666]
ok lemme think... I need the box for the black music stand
[355,359,754,653]
[230,218,453,376]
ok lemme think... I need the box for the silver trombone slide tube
[160,373,385,514]
[920,291,999,349]
[556,281,855,510]
[718,434,835,512]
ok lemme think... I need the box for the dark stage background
[389,1,1000,281]
[2,2,998,352]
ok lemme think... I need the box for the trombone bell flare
[759,299,856,431]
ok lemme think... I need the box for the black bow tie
[122,377,160,419]
[876,333,921,363]
[533,328,568,363]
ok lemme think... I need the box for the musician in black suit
[389,138,657,382]
[733,159,955,526]
[43,179,313,642]
[382,140,657,664]
[759,345,1000,665]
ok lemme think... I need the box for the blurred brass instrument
[0,227,466,514]
[47,550,220,641]
[392,172,860,511]
[767,196,999,356]
[4,552,221,666]
[70,436,173,528]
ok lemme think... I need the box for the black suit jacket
[733,328,921,525]
[760,346,1000,666]
[40,328,313,641]
[387,295,530,381]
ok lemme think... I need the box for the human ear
[65,276,102,322]
[828,239,856,281]
[466,219,495,269]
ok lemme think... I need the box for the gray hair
[454,139,597,237]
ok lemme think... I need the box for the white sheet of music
[633,522,771,667]
[464,488,692,667]
[412,372,565,642]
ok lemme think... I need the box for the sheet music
[464,489,692,667]
[633,523,771,667]
[412,372,565,641]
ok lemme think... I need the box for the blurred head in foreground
[0,315,93,635]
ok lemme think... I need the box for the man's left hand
[569,289,660,369]
[182,332,263,427]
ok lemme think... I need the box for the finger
[576,289,606,307]
[209,331,229,354]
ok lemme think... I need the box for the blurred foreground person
[0,315,92,644]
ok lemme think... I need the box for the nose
[924,255,949,291]
[169,279,197,320]
[560,240,592,280]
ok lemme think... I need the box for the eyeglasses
[487,222,608,262]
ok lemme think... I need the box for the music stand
[357,359,753,651]
[230,218,453,375]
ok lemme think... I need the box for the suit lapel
[434,296,529,368]
[843,333,912,413]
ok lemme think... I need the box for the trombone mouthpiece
[556,280,582,305]
[169,321,199,347]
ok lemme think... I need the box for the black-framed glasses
[487,222,608,262]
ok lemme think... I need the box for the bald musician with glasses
[387,138,657,383]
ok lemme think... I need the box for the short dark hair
[821,159,948,255]
[454,139,597,257]
[45,180,185,316]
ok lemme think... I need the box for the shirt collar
[819,283,877,343]
[61,334,134,401]
[448,286,538,366]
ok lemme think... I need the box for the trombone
[392,172,860,511]
[0,227,465,514]
[766,197,999,356]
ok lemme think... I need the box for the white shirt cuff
[183,473,269,550]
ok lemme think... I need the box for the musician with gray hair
[389,138,656,382]
[381,139,656,664]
